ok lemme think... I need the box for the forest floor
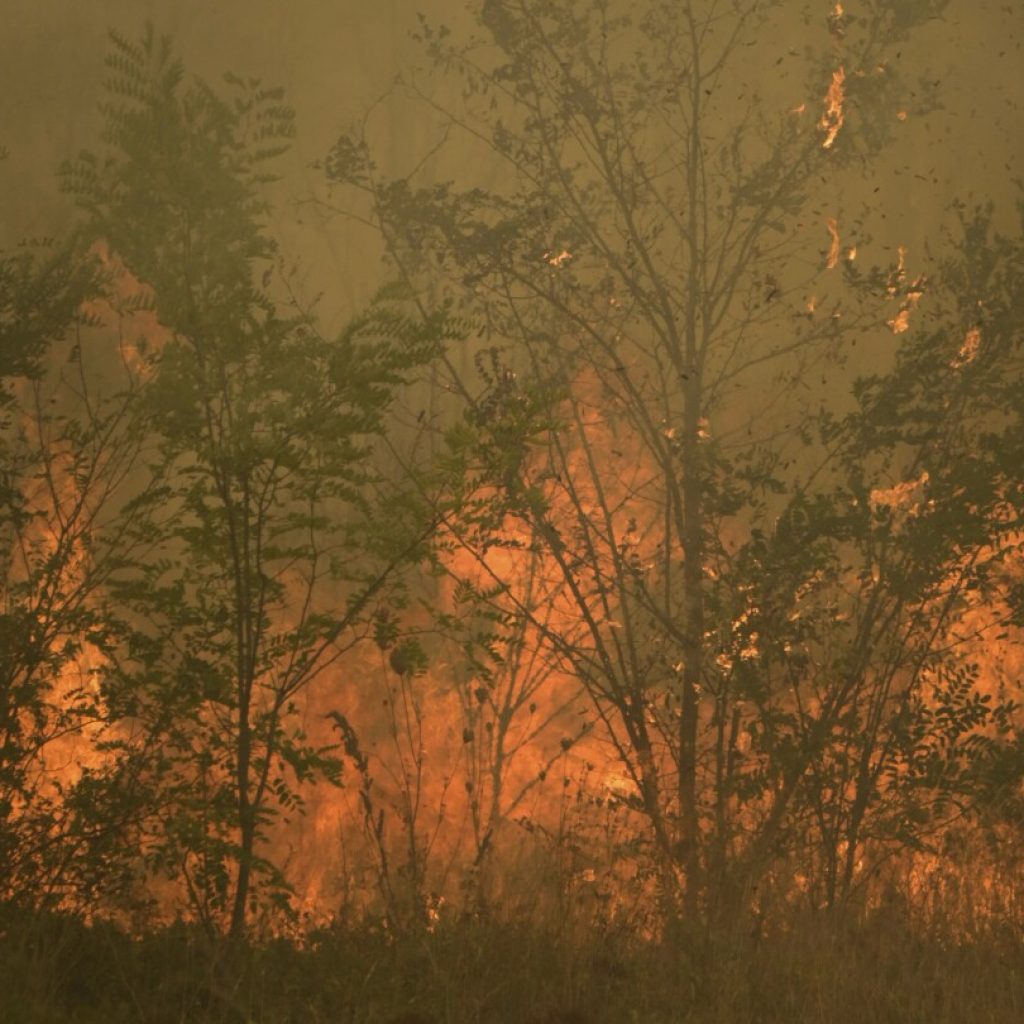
[1,902,1022,1023]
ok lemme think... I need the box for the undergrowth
[1,899,1021,1023]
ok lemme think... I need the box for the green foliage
[325,0,1024,920]
[0,244,100,403]
[56,27,444,934]
[731,202,1024,900]
[3,2,1022,970]
[0,207,148,908]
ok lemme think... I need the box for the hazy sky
[2,1,446,314]
[2,0,1022,320]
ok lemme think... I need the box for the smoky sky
[2,0,1022,323]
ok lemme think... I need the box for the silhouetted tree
[62,27,444,935]
[324,0,1021,921]
[0,217,152,907]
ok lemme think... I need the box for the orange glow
[84,240,171,376]
[952,326,981,368]
[826,217,841,269]
[869,470,930,518]
[888,245,907,296]
[887,309,910,334]
[886,246,925,334]
[819,66,846,149]
[1,418,110,898]
[544,249,573,268]
[11,286,1022,935]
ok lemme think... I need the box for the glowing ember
[544,249,573,267]
[952,326,981,368]
[886,246,925,334]
[888,246,907,296]
[826,217,841,269]
[870,470,930,517]
[887,309,910,334]
[828,2,847,39]
[819,66,846,149]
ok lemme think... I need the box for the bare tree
[324,0,987,922]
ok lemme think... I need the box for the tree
[323,0,1021,922]
[0,215,153,908]
[778,199,1024,907]
[440,538,592,907]
[62,27,444,935]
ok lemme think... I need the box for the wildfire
[888,246,907,296]
[85,240,171,377]
[8,260,1018,938]
[869,470,930,519]
[544,249,573,268]
[819,66,846,149]
[826,217,841,269]
[887,309,910,334]
[828,3,846,39]
[951,327,981,368]
[886,245,925,334]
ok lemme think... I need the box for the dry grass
[1,891,1021,1024]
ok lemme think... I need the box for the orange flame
[819,66,846,149]
[826,217,841,269]
[951,327,981,368]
